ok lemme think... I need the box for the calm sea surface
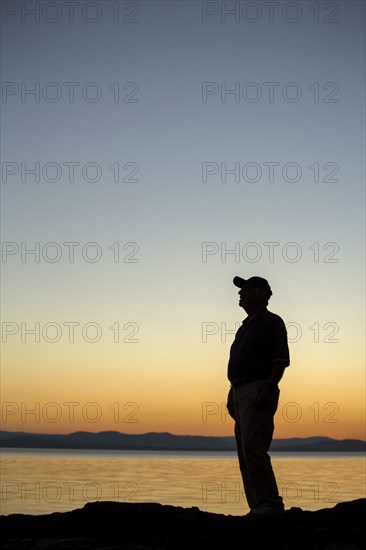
[1,448,365,516]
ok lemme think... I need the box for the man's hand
[255,383,277,411]
[226,387,236,420]
[255,362,286,411]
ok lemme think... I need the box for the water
[1,448,365,516]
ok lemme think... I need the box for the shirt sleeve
[272,316,290,367]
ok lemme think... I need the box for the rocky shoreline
[1,498,365,549]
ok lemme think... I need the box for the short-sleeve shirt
[227,309,290,382]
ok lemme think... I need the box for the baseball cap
[233,276,273,297]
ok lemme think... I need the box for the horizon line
[1,430,365,442]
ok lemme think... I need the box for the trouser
[227,379,283,510]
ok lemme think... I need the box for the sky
[1,0,365,440]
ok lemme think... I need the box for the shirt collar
[242,309,269,325]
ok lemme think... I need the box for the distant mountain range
[1,431,365,452]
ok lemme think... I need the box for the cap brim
[233,276,246,288]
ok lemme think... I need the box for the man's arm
[256,316,290,409]
[268,316,290,385]
[266,361,286,386]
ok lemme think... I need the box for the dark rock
[0,499,365,550]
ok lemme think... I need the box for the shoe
[248,503,285,517]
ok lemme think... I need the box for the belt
[230,376,268,388]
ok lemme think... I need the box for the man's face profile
[238,284,266,308]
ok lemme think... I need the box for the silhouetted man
[226,276,290,516]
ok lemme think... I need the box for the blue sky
[1,1,365,437]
